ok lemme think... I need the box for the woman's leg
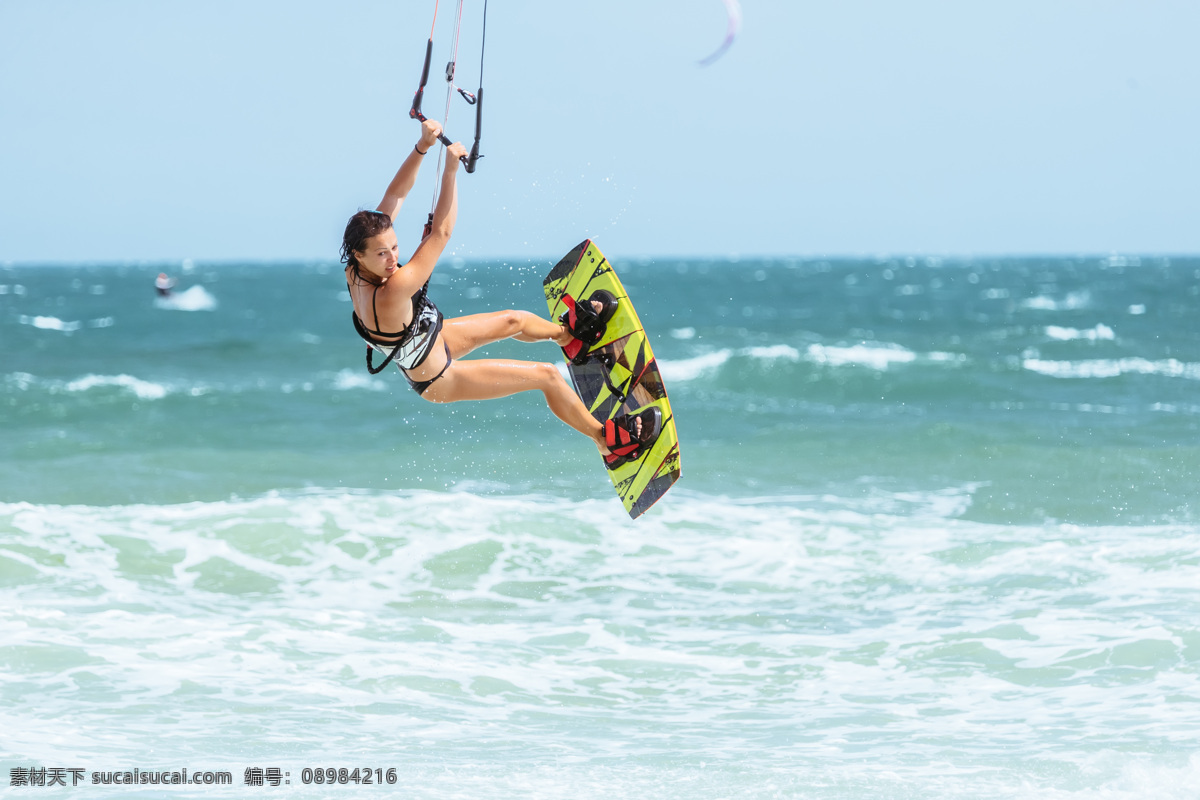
[442,310,571,359]
[421,358,607,451]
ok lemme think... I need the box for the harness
[348,269,444,375]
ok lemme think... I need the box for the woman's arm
[395,141,466,291]
[375,120,442,221]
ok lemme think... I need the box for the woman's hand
[445,141,468,169]
[419,120,442,151]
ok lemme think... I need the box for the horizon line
[4,251,1198,269]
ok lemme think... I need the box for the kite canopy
[699,0,742,67]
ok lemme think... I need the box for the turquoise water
[2,254,1198,797]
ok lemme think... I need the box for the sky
[2,0,1199,263]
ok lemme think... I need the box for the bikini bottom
[402,341,452,396]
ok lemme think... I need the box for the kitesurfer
[155,273,175,297]
[341,120,659,465]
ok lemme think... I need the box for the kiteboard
[544,240,681,519]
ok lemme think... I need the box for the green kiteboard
[544,240,681,519]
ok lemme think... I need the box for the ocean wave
[332,368,387,392]
[808,342,916,369]
[1151,402,1200,415]
[1045,324,1115,342]
[3,486,1198,790]
[1024,358,1200,380]
[16,315,116,332]
[1019,291,1090,311]
[658,345,800,382]
[3,371,208,400]
[17,315,82,332]
[64,374,171,400]
[154,285,217,311]
[659,343,966,382]
[745,344,802,361]
[658,350,735,382]
[3,369,396,399]
[4,372,35,391]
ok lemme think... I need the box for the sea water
[1,255,1198,798]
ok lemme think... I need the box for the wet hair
[340,210,394,269]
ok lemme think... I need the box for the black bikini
[347,266,452,396]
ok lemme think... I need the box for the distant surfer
[155,273,175,297]
[340,120,661,465]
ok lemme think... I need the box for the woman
[341,120,660,467]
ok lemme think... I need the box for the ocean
[2,253,1198,798]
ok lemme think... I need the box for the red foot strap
[561,292,587,361]
[604,418,641,458]
[563,339,585,361]
[561,293,579,331]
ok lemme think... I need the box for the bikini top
[347,266,444,374]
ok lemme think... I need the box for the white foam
[670,327,696,339]
[659,342,963,381]
[331,369,387,392]
[4,371,210,398]
[154,285,217,311]
[3,487,1198,791]
[808,342,916,369]
[658,350,733,382]
[1045,324,1115,341]
[64,374,169,400]
[18,315,81,332]
[4,372,36,391]
[659,345,799,381]
[1024,358,1200,380]
[744,344,801,361]
[1020,290,1090,311]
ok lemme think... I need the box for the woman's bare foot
[594,414,643,456]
